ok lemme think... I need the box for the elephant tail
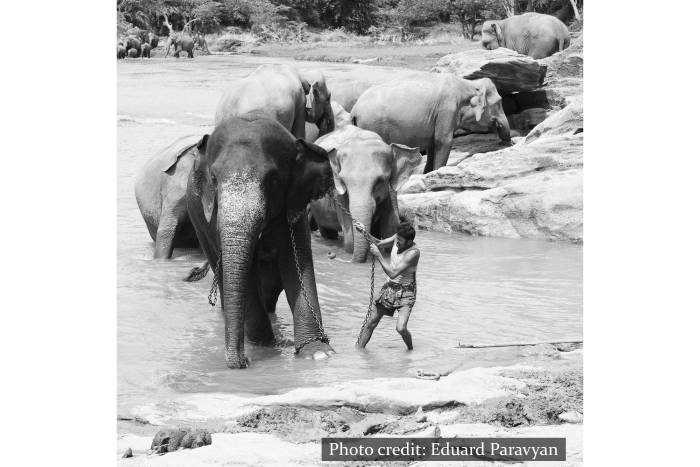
[183,262,210,282]
[559,36,570,52]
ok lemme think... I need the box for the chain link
[208,255,221,307]
[287,213,330,353]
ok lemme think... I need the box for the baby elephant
[127,48,138,58]
[117,45,126,59]
[151,428,212,454]
[140,43,151,58]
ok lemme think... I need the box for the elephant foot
[225,353,249,369]
[296,339,335,360]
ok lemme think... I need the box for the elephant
[310,125,422,262]
[134,135,202,259]
[305,101,351,142]
[481,12,570,59]
[126,27,150,44]
[215,64,334,140]
[124,36,142,56]
[117,45,126,59]
[148,32,159,49]
[351,74,511,173]
[165,33,195,58]
[329,80,372,112]
[127,48,138,58]
[140,43,151,58]
[185,112,336,368]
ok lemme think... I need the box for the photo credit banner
[321,437,566,462]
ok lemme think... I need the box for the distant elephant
[127,48,138,58]
[481,12,570,59]
[126,27,150,44]
[148,32,159,49]
[117,45,126,59]
[165,33,195,58]
[330,80,372,112]
[124,36,142,56]
[185,112,336,368]
[351,74,511,173]
[135,135,202,259]
[215,64,334,139]
[305,101,351,141]
[310,125,422,262]
[141,43,151,58]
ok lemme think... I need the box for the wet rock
[399,126,583,243]
[180,429,212,448]
[151,428,188,454]
[555,342,581,352]
[540,34,584,107]
[121,448,133,458]
[150,427,212,454]
[558,410,583,424]
[523,97,582,144]
[431,48,547,94]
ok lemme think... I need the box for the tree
[450,0,502,39]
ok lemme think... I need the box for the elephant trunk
[218,182,266,369]
[493,114,512,143]
[317,102,335,137]
[349,196,375,263]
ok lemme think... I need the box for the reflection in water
[117,56,582,415]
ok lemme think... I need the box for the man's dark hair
[396,216,416,241]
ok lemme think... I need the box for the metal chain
[208,255,221,307]
[327,194,379,345]
[287,213,330,353]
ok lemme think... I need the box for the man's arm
[374,248,419,279]
[355,225,395,249]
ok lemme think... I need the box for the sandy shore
[117,345,582,466]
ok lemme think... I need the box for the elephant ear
[193,134,216,223]
[492,22,504,46]
[160,135,203,172]
[389,143,422,192]
[327,148,346,195]
[290,139,335,210]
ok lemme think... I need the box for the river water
[117,56,582,416]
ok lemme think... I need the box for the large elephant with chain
[310,125,421,262]
[186,112,336,368]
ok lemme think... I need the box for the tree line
[117,0,582,38]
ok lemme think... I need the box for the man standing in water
[357,218,420,350]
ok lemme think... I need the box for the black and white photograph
[115,0,584,464]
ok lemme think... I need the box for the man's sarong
[375,281,416,316]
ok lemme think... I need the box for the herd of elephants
[130,12,573,369]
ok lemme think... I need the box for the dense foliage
[117,0,581,37]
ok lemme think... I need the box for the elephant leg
[154,214,179,259]
[423,151,435,174]
[432,133,453,172]
[188,49,194,58]
[275,218,334,358]
[244,281,275,345]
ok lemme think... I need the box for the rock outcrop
[398,98,582,243]
[431,48,547,94]
[402,34,584,243]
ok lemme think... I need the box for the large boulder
[539,33,584,107]
[431,47,547,94]
[398,100,583,243]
